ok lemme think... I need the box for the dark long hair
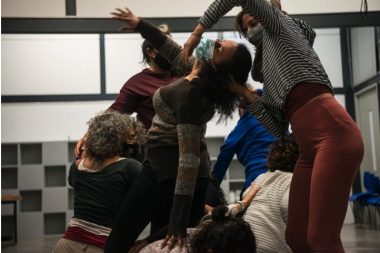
[190,205,256,253]
[197,43,252,122]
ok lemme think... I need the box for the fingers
[161,235,170,249]
[250,185,261,197]
[178,237,186,251]
[166,235,177,251]
[251,182,261,191]
[124,7,133,15]
[161,235,184,252]
[111,7,131,18]
[116,8,125,14]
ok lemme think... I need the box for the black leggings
[285,95,364,253]
[104,162,209,252]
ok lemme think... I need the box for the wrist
[191,32,202,38]
[193,23,205,36]
[243,90,259,104]
[235,201,244,213]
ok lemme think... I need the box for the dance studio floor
[2,224,380,253]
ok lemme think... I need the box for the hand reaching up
[111,7,140,32]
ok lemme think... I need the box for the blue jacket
[212,111,276,191]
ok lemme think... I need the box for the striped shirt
[199,0,333,137]
[243,171,292,253]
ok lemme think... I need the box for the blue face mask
[195,38,216,64]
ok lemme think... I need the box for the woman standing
[183,0,364,252]
[104,8,253,252]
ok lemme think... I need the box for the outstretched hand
[111,7,140,31]
[161,234,187,252]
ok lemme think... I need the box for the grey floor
[2,224,380,253]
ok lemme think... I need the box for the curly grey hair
[85,112,146,161]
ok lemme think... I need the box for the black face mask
[153,53,172,71]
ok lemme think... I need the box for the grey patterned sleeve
[159,39,194,75]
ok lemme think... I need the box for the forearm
[135,19,167,50]
[242,0,282,34]
[199,0,240,29]
[168,194,193,237]
[246,99,285,137]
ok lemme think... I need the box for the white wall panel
[205,112,240,138]
[3,0,379,18]
[1,34,101,95]
[313,28,343,88]
[105,34,146,94]
[1,101,113,143]
[335,94,346,108]
[76,0,240,18]
[105,32,219,94]
[2,0,65,17]
[281,0,380,14]
[351,27,378,86]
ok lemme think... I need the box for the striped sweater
[199,0,333,137]
[243,171,292,253]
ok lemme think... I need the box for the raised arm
[229,77,285,137]
[242,0,283,33]
[183,0,240,61]
[111,8,193,75]
[183,0,283,61]
[136,20,193,75]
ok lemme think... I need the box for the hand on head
[111,7,140,32]
[228,75,259,104]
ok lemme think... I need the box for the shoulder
[69,161,79,172]
[270,171,293,188]
[124,68,155,84]
[117,158,143,169]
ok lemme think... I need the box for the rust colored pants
[285,94,364,253]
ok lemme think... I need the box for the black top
[69,158,142,227]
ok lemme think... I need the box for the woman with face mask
[104,7,252,253]
[183,0,364,253]
[74,24,179,162]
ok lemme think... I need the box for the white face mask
[246,24,264,47]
